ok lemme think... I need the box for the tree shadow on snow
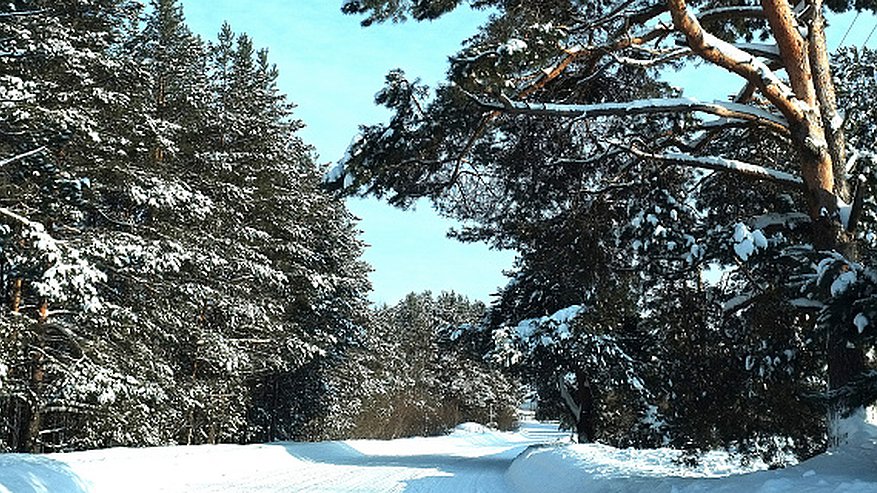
[0,454,89,493]
[272,440,518,491]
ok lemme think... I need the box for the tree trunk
[270,376,279,441]
[11,278,21,313]
[154,75,166,164]
[760,0,867,421]
[558,371,595,443]
[208,413,217,445]
[10,396,25,452]
[820,219,867,418]
[26,312,47,453]
[574,370,595,443]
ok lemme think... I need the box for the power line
[839,11,859,46]
[863,21,877,48]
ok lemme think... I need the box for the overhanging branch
[0,207,42,229]
[0,9,46,18]
[698,6,766,23]
[617,143,804,187]
[474,95,789,134]
[668,0,807,123]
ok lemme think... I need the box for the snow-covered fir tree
[0,0,371,452]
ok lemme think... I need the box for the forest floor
[1,416,876,492]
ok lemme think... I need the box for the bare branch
[579,0,640,28]
[516,26,673,99]
[609,47,691,67]
[618,143,804,187]
[627,2,670,25]
[698,6,766,23]
[516,45,589,99]
[668,0,807,123]
[475,95,790,133]
[0,146,46,167]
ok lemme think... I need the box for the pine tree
[1,0,373,450]
[0,0,173,452]
[336,0,877,455]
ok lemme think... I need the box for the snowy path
[0,421,570,493]
[4,418,877,492]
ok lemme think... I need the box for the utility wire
[839,11,859,46]
[864,21,877,48]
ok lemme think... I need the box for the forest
[0,0,515,453]
[2,0,877,473]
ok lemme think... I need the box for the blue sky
[182,1,515,306]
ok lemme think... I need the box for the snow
[129,179,214,219]
[844,151,859,175]
[515,305,584,341]
[838,198,853,230]
[830,270,857,297]
[500,38,528,55]
[323,134,362,188]
[831,112,844,132]
[752,230,768,249]
[789,298,825,309]
[661,152,802,186]
[0,420,568,493]
[751,213,810,230]
[733,222,769,261]
[508,435,877,492]
[854,313,869,334]
[454,422,490,434]
[723,292,754,312]
[734,43,781,57]
[492,97,789,131]
[4,417,877,492]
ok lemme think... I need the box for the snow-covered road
[0,421,570,493]
[4,418,877,492]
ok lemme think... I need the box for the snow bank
[506,443,763,493]
[2,419,877,492]
[453,422,490,434]
[506,431,877,493]
[0,454,89,493]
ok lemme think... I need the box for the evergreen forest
[0,0,513,453]
[2,0,877,469]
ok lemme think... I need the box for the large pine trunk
[817,218,866,416]
[761,0,867,423]
[796,129,867,425]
